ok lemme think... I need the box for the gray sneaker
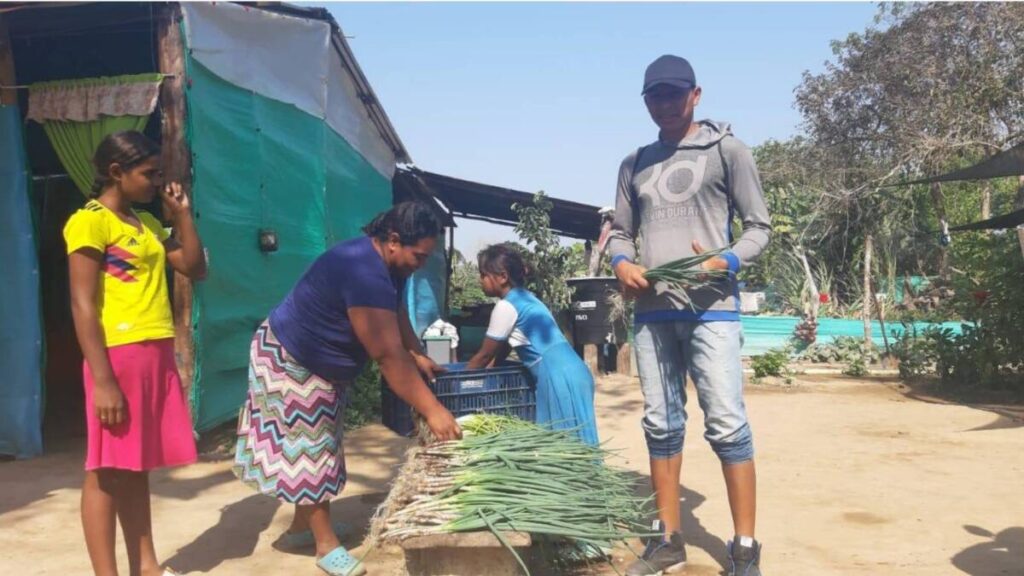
[625,521,687,576]
[728,539,763,576]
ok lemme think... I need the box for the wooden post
[0,17,17,106]
[862,234,874,350]
[616,342,631,376]
[444,225,454,318]
[157,6,197,410]
[583,344,599,378]
[870,278,891,360]
[981,182,992,219]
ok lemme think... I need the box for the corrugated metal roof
[398,167,603,240]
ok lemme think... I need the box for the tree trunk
[157,6,197,413]
[863,234,874,349]
[871,278,890,359]
[902,275,917,311]
[796,245,819,319]
[1016,176,1024,261]
[930,182,950,281]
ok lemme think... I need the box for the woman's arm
[467,300,516,369]
[68,250,125,426]
[466,337,511,370]
[492,342,512,366]
[349,306,460,440]
[162,182,207,280]
[398,304,446,380]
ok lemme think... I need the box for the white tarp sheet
[326,48,397,180]
[182,2,396,178]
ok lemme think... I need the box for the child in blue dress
[466,244,599,445]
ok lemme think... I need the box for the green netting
[877,275,932,304]
[740,315,964,357]
[325,135,391,243]
[184,59,391,431]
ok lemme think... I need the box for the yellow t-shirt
[63,200,175,347]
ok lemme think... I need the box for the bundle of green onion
[642,249,729,309]
[371,415,654,574]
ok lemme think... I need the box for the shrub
[752,348,790,379]
[842,355,869,377]
[801,336,879,365]
[890,324,947,380]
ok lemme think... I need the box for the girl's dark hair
[477,243,528,287]
[362,201,443,245]
[91,131,161,198]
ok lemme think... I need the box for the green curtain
[42,116,150,196]
[30,74,161,197]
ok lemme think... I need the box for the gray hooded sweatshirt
[608,120,771,322]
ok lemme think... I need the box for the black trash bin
[567,277,627,372]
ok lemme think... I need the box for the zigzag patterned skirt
[233,320,347,505]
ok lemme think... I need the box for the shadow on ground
[951,525,1024,576]
[163,424,407,574]
[896,378,1024,431]
[599,470,728,576]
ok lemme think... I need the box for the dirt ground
[1,374,1021,575]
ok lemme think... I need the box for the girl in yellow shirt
[64,131,207,576]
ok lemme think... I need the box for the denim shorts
[633,320,754,464]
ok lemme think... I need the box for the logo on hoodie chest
[636,154,708,221]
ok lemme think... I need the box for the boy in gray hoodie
[610,55,770,576]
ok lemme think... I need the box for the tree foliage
[743,3,1024,388]
[448,249,490,310]
[512,191,587,313]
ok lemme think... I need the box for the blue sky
[325,2,881,253]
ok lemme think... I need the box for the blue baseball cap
[642,55,696,95]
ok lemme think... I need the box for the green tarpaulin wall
[184,58,392,431]
[0,106,44,458]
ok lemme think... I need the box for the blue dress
[488,288,599,445]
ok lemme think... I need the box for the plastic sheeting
[0,106,44,458]
[185,58,392,431]
[405,238,448,338]
[901,142,1024,185]
[739,315,965,357]
[181,2,397,179]
[949,208,1024,232]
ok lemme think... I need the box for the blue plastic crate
[379,362,535,436]
[432,362,536,421]
[380,382,415,436]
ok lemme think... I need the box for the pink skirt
[83,338,197,471]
